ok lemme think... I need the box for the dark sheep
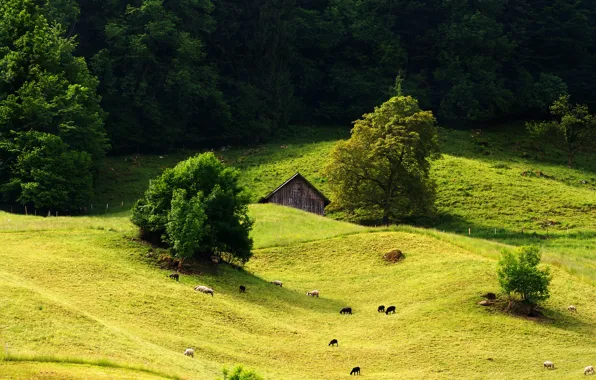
[377,305,385,313]
[169,273,179,281]
[328,339,338,347]
[350,367,361,375]
[340,307,352,315]
[385,306,396,315]
[239,285,246,293]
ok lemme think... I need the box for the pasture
[1,125,596,378]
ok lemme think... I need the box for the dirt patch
[383,249,405,263]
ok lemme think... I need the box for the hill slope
[1,206,595,379]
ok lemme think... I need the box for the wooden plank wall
[267,178,326,215]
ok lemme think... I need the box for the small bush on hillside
[217,365,263,380]
[132,152,253,264]
[497,246,551,305]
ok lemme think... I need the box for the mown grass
[1,209,595,379]
[0,353,180,379]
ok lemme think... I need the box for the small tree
[132,152,253,263]
[497,246,551,305]
[526,95,596,167]
[324,96,439,225]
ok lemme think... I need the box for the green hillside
[93,126,596,283]
[1,205,596,379]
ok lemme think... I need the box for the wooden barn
[258,173,331,215]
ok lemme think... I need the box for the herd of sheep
[169,272,594,377]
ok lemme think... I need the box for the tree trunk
[567,152,573,168]
[382,210,389,226]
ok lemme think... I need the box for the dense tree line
[2,0,595,211]
[29,0,596,152]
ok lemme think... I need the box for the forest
[1,0,595,210]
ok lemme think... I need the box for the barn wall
[267,178,326,215]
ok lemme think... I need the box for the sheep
[271,280,283,287]
[169,273,179,281]
[340,307,352,315]
[194,285,214,296]
[239,285,246,293]
[307,290,320,298]
[543,361,555,370]
[377,305,385,313]
[568,305,577,312]
[328,339,338,347]
[385,305,396,315]
[585,366,595,375]
[184,348,194,358]
[350,367,361,375]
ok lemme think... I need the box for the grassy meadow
[1,125,596,378]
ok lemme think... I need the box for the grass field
[1,205,596,379]
[2,124,596,378]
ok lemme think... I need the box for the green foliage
[132,152,253,263]
[165,189,207,261]
[527,95,596,167]
[91,0,229,152]
[0,131,93,211]
[497,246,552,304]
[218,365,264,380]
[0,0,107,211]
[324,96,439,224]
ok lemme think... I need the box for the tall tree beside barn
[324,96,439,225]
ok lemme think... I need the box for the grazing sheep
[340,307,352,315]
[568,305,577,312]
[239,285,246,293]
[328,339,338,347]
[307,290,319,297]
[184,348,194,358]
[585,366,595,375]
[169,273,179,281]
[350,367,360,375]
[543,361,555,370]
[377,305,385,313]
[194,286,214,296]
[385,305,396,315]
[271,280,283,287]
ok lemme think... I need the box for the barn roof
[259,173,331,206]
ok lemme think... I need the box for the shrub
[217,365,264,380]
[497,246,551,305]
[132,152,253,263]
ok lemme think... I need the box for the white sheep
[194,285,214,296]
[568,305,577,312]
[184,348,194,358]
[585,366,595,375]
[306,290,319,297]
[271,280,283,287]
[544,361,555,370]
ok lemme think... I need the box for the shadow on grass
[185,264,347,315]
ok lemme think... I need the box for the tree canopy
[527,95,596,167]
[0,0,107,212]
[324,96,439,225]
[497,246,552,305]
[131,152,253,263]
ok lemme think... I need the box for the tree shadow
[181,264,348,315]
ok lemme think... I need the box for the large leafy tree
[92,0,230,152]
[527,95,596,167]
[324,96,439,225]
[0,0,107,211]
[132,152,253,263]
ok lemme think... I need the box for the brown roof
[259,173,331,206]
